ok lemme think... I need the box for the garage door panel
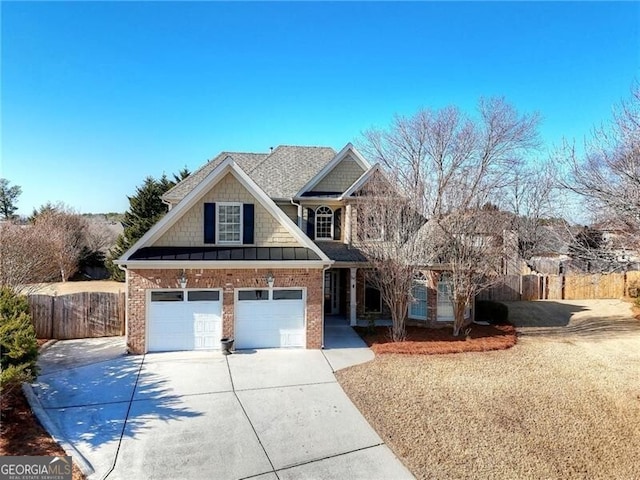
[235,292,305,349]
[148,291,222,352]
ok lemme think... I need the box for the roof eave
[116,260,333,269]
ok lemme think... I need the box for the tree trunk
[452,297,468,336]
[390,300,406,342]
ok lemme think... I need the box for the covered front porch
[323,266,389,326]
[323,266,465,330]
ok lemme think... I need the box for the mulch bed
[355,323,517,355]
[0,341,85,480]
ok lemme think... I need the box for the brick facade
[127,267,324,354]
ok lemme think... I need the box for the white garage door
[235,289,305,349]
[148,290,222,352]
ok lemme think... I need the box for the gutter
[115,260,331,269]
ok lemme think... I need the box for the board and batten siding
[153,172,300,247]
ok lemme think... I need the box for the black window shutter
[243,203,254,244]
[204,203,216,244]
[306,208,315,239]
[333,208,342,240]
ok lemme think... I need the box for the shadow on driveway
[34,340,205,461]
[506,300,640,340]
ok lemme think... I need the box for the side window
[409,280,428,320]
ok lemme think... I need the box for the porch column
[344,204,352,244]
[350,267,357,326]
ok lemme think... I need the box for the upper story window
[217,202,242,244]
[204,202,254,245]
[315,205,333,240]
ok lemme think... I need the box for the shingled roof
[163,146,336,203]
[163,152,267,203]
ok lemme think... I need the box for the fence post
[49,295,55,339]
[119,292,126,336]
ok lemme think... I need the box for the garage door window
[151,291,184,302]
[273,290,303,300]
[238,289,269,301]
[187,291,220,301]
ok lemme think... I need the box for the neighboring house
[116,143,454,354]
[528,221,640,274]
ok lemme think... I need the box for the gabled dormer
[295,143,370,198]
[295,144,372,244]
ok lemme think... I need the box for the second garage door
[235,289,305,349]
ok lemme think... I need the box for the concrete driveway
[27,335,412,480]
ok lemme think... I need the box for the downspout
[118,264,129,354]
[290,198,303,229]
[321,264,331,349]
[292,197,330,349]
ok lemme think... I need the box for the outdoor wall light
[178,270,188,289]
[266,272,275,288]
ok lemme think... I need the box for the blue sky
[2,1,639,216]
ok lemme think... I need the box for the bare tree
[31,204,89,282]
[0,223,58,291]
[352,171,426,341]
[361,97,541,336]
[562,85,640,240]
[504,161,565,261]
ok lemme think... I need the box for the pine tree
[106,169,190,281]
[0,178,22,220]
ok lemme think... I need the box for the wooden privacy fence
[28,292,125,339]
[478,271,640,302]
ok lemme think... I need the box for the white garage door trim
[234,288,306,349]
[147,289,223,352]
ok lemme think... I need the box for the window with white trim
[315,205,333,240]
[436,274,470,322]
[217,203,242,244]
[409,279,428,320]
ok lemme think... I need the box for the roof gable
[117,157,331,263]
[295,143,371,197]
[163,152,268,204]
[341,164,384,198]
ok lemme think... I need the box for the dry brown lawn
[337,299,640,480]
[25,280,125,295]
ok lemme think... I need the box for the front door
[324,270,340,315]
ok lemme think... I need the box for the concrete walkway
[322,316,375,371]
[28,336,412,480]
